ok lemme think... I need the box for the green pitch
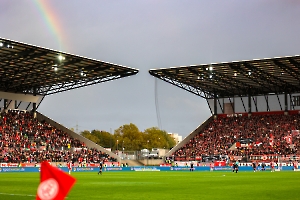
[0,171,299,200]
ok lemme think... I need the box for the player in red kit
[210,162,214,172]
[67,161,73,175]
[293,160,298,171]
[270,160,275,172]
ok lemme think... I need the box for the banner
[214,161,226,167]
[0,163,18,167]
[0,166,297,172]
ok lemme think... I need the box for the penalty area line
[0,192,35,197]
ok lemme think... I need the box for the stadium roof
[149,55,300,99]
[0,37,138,96]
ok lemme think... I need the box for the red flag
[284,135,292,144]
[36,161,76,200]
[292,130,299,136]
[255,141,262,146]
[269,133,274,146]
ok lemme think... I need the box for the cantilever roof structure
[149,55,300,99]
[0,37,138,96]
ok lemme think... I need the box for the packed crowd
[173,113,300,161]
[0,110,117,163]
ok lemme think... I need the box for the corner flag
[36,161,76,200]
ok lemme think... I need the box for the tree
[80,130,99,144]
[143,127,176,150]
[90,130,112,148]
[114,123,143,151]
[79,124,176,152]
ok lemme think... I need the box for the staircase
[121,159,144,166]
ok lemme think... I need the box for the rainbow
[33,0,68,52]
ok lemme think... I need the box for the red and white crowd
[0,110,117,164]
[173,113,300,161]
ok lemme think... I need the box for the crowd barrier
[0,166,295,173]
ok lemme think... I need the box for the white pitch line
[0,192,35,197]
[0,192,69,199]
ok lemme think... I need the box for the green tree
[114,123,143,151]
[90,130,113,148]
[143,127,176,150]
[80,124,176,152]
[80,130,100,144]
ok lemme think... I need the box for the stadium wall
[0,166,295,173]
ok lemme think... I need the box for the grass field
[0,171,299,200]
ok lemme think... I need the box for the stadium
[1,36,300,199]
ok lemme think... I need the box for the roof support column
[214,93,217,119]
[248,94,251,117]
[233,97,235,113]
[32,87,37,118]
[265,95,270,112]
[3,99,7,111]
[284,92,288,115]
[222,98,225,114]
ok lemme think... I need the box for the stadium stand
[171,111,300,162]
[150,55,300,165]
[0,37,140,166]
[0,109,117,164]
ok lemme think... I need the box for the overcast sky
[1,0,300,138]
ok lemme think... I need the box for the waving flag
[292,130,299,136]
[269,133,274,146]
[36,161,76,200]
[255,141,262,146]
[284,135,293,145]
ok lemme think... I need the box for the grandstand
[0,37,139,165]
[149,55,300,165]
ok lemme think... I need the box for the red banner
[0,163,18,167]
[214,161,226,167]
[160,164,172,167]
[21,163,36,167]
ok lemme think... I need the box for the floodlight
[58,55,65,61]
